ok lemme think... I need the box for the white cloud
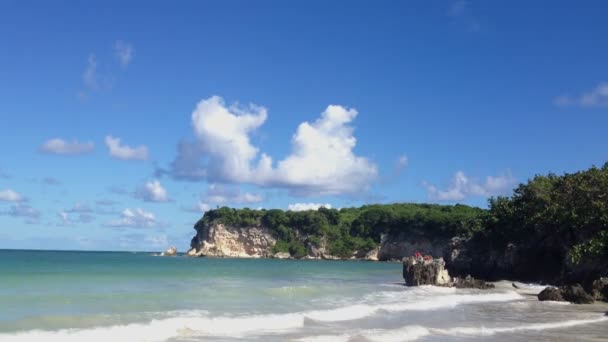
[114,40,134,67]
[3,204,41,219]
[105,208,158,228]
[40,138,94,155]
[0,189,24,202]
[105,135,149,161]
[555,82,608,108]
[273,105,378,195]
[166,96,377,196]
[136,180,169,202]
[203,184,263,205]
[396,154,408,171]
[287,203,332,211]
[83,54,98,89]
[58,211,94,226]
[424,171,516,201]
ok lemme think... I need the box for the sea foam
[0,289,526,342]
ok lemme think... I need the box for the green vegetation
[195,203,483,258]
[194,163,608,267]
[481,163,608,265]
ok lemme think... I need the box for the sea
[0,249,607,341]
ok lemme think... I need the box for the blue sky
[1,0,607,251]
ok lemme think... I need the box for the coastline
[2,250,608,341]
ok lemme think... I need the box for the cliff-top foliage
[196,203,483,258]
[481,162,608,264]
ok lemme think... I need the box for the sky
[1,0,607,251]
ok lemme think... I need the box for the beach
[1,249,607,341]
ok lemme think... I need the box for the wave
[435,316,608,336]
[298,316,608,342]
[0,289,523,341]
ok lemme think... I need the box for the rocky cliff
[187,220,452,261]
[187,223,276,258]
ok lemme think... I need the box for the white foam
[298,316,608,342]
[361,325,431,342]
[380,291,523,312]
[0,313,304,342]
[436,316,608,336]
[295,334,351,342]
[0,289,526,341]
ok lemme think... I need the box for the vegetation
[481,162,608,265]
[195,203,483,258]
[195,163,607,267]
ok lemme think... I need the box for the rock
[560,284,594,304]
[538,287,564,302]
[190,223,276,258]
[365,247,379,261]
[512,282,520,289]
[537,284,595,304]
[402,256,452,286]
[591,278,608,302]
[273,252,291,259]
[162,246,177,256]
[452,275,495,289]
[186,248,201,257]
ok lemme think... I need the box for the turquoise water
[1,250,607,341]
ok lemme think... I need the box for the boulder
[365,247,379,261]
[402,256,451,286]
[538,287,564,302]
[561,284,594,304]
[273,252,291,259]
[537,284,595,304]
[162,246,177,256]
[591,278,608,302]
[453,275,495,289]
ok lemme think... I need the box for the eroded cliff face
[187,222,452,261]
[188,223,276,258]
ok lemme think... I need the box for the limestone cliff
[188,223,276,258]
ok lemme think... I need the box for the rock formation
[188,223,276,258]
[402,255,495,289]
[402,256,452,286]
[162,246,177,256]
[538,284,595,304]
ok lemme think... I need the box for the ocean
[0,249,606,341]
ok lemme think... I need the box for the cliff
[186,204,481,260]
[188,223,276,258]
[187,218,453,261]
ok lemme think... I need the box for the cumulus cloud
[424,171,516,201]
[554,82,608,108]
[105,135,149,161]
[203,184,263,205]
[135,180,169,202]
[165,96,377,196]
[287,203,332,211]
[40,138,94,155]
[114,40,134,67]
[105,208,159,229]
[0,189,25,202]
